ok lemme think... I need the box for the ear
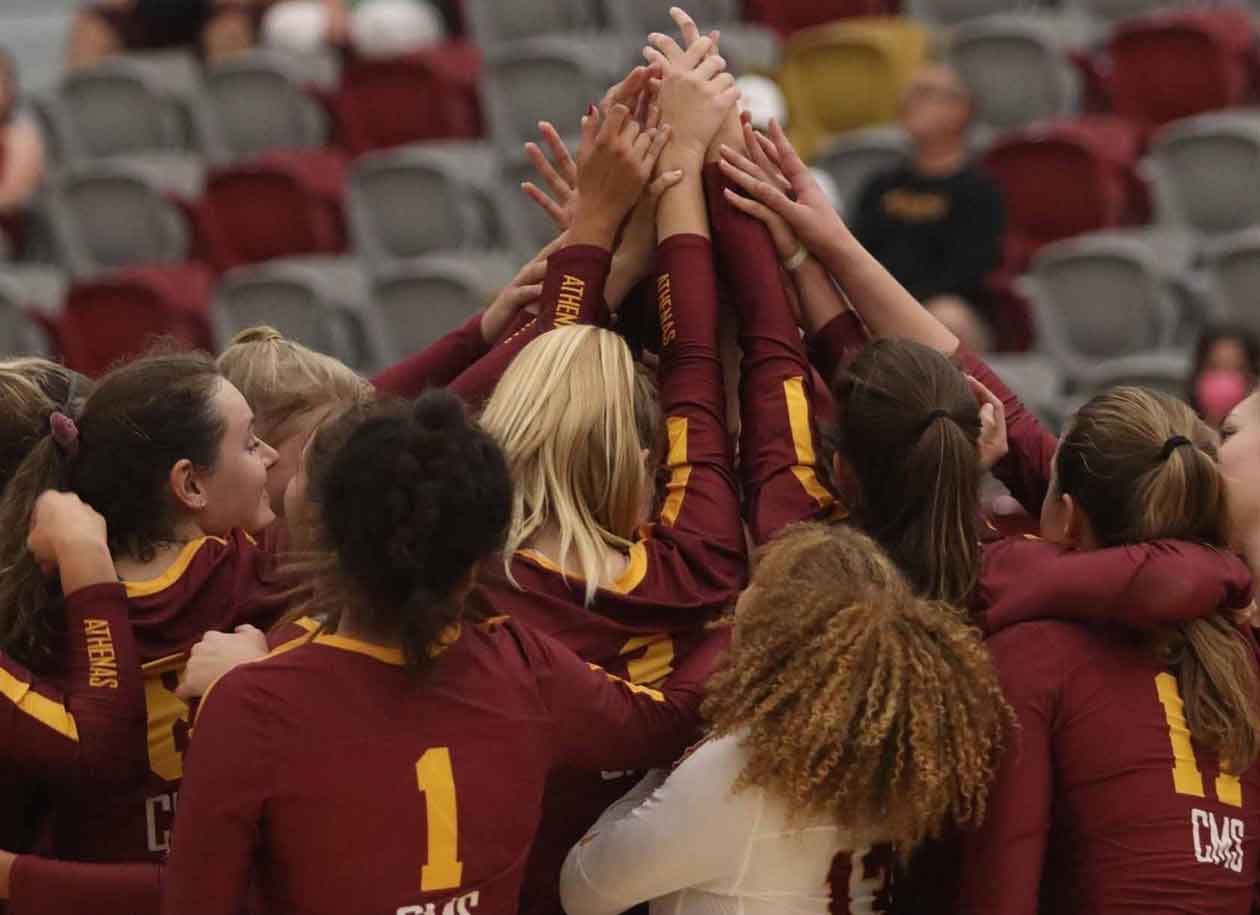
[1061,493,1095,548]
[169,458,206,513]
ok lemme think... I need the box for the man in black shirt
[853,63,1005,351]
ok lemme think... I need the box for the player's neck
[334,609,400,652]
[114,519,204,583]
[526,523,630,583]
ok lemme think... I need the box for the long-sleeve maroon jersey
[703,165,836,545]
[1,583,142,784]
[959,620,1260,915]
[8,528,288,915]
[161,617,727,915]
[465,235,745,915]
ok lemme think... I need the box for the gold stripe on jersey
[516,541,648,595]
[586,663,667,702]
[784,376,835,509]
[0,666,78,741]
[123,536,227,598]
[659,416,692,527]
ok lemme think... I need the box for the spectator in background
[0,50,46,259]
[66,0,268,71]
[262,0,446,59]
[1188,323,1260,428]
[853,62,1004,352]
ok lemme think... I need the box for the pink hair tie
[49,411,80,459]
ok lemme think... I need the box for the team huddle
[1,7,1259,915]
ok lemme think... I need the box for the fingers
[722,187,779,226]
[644,102,661,132]
[647,32,686,62]
[648,168,685,200]
[718,153,796,218]
[681,34,714,68]
[174,679,198,701]
[605,65,650,111]
[524,141,571,200]
[642,123,672,172]
[743,120,792,194]
[768,117,809,180]
[501,281,544,311]
[695,53,727,81]
[234,624,262,636]
[755,129,781,164]
[521,181,568,228]
[516,255,548,285]
[966,374,1004,412]
[579,104,600,159]
[670,6,702,47]
[539,122,577,187]
[642,45,669,69]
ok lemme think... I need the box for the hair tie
[49,412,80,460]
[1158,435,1192,462]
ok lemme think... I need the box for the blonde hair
[704,524,1011,858]
[1058,386,1260,771]
[216,327,372,445]
[480,325,650,604]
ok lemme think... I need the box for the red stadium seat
[981,116,1146,272]
[1105,7,1257,137]
[198,150,350,274]
[744,0,895,37]
[59,263,213,376]
[330,41,482,156]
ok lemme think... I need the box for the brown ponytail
[830,339,982,605]
[1057,386,1260,771]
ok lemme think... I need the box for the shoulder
[986,621,1102,703]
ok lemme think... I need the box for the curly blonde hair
[703,523,1012,857]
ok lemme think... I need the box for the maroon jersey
[959,620,1260,914]
[1,583,142,784]
[703,165,835,545]
[9,529,287,915]
[465,236,744,915]
[161,617,725,915]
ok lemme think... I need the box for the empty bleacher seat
[1105,8,1257,137]
[330,42,483,156]
[1020,231,1182,386]
[372,252,519,359]
[1146,111,1260,238]
[47,158,204,279]
[744,0,894,38]
[983,116,1145,270]
[498,138,572,257]
[907,0,1030,27]
[1199,228,1260,339]
[200,150,350,273]
[465,0,603,45]
[55,58,195,161]
[481,37,632,152]
[350,141,501,267]
[779,17,930,161]
[0,274,54,357]
[213,256,388,371]
[202,51,331,161]
[949,16,1080,135]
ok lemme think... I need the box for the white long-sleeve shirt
[559,734,893,915]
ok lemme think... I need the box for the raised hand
[644,32,739,169]
[522,122,578,230]
[663,7,742,160]
[719,118,847,254]
[481,236,564,343]
[569,103,673,250]
[969,375,1009,471]
[720,117,802,262]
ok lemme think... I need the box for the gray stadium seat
[349,142,502,268]
[1200,228,1260,339]
[465,0,603,45]
[1020,231,1182,387]
[203,51,329,162]
[812,126,911,217]
[481,37,633,151]
[908,0,1031,26]
[1080,349,1192,398]
[214,257,389,372]
[57,58,190,160]
[949,16,1080,133]
[0,274,55,357]
[0,265,68,321]
[372,252,520,360]
[47,158,201,278]
[1146,112,1260,238]
[981,352,1065,420]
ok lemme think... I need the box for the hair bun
[412,390,467,434]
[230,326,285,346]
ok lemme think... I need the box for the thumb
[174,677,197,701]
[649,170,684,200]
[234,624,263,636]
[980,403,996,428]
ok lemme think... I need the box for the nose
[261,440,280,468]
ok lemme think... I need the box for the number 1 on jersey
[1155,673,1242,808]
[416,747,464,891]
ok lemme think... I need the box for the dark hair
[0,351,225,668]
[1056,386,1260,771]
[828,339,982,605]
[1188,323,1260,414]
[299,390,512,674]
[0,359,92,496]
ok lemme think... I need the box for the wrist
[567,208,622,251]
[659,144,707,174]
[0,851,15,899]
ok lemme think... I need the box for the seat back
[1149,115,1260,236]
[466,0,601,44]
[951,18,1078,132]
[205,53,328,160]
[59,60,185,159]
